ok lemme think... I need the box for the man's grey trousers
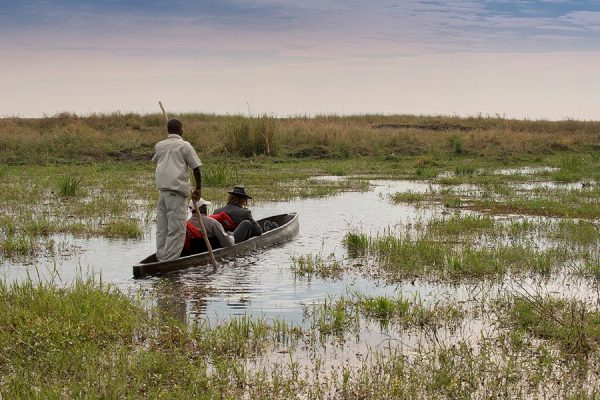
[156,190,187,261]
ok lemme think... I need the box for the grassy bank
[2,113,600,164]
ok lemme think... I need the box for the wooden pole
[191,194,219,270]
[158,101,218,270]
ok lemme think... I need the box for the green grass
[0,160,373,257]
[508,296,600,354]
[102,219,143,238]
[304,296,359,337]
[202,162,240,187]
[355,293,463,330]
[344,233,570,281]
[390,191,429,204]
[57,175,82,197]
[427,214,496,236]
[303,291,465,335]
[1,277,598,398]
[290,253,344,280]
[0,278,303,398]
[343,232,369,257]
[0,233,35,257]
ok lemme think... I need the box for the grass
[290,253,344,280]
[355,293,464,330]
[344,232,571,281]
[390,191,430,204]
[202,162,240,187]
[102,219,143,238]
[343,232,369,257]
[303,291,465,336]
[304,296,360,337]
[3,113,600,164]
[507,295,600,354]
[469,187,600,218]
[0,160,372,260]
[57,175,82,197]
[393,178,600,219]
[1,276,599,398]
[2,112,600,396]
[0,278,304,398]
[427,214,496,236]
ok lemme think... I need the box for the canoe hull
[133,213,298,278]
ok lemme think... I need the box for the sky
[1,0,600,119]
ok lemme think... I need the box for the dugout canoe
[133,213,299,278]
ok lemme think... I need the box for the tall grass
[57,176,81,197]
[2,113,600,164]
[203,163,239,187]
[223,115,279,157]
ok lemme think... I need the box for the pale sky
[2,0,600,119]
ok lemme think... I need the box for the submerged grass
[303,291,465,337]
[0,278,303,398]
[355,293,464,330]
[1,274,599,398]
[506,295,600,354]
[290,253,344,280]
[344,232,570,281]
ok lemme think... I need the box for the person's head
[167,118,183,136]
[227,186,252,207]
[191,198,211,215]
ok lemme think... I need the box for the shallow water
[2,179,450,319]
[2,177,599,359]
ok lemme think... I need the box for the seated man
[182,198,234,256]
[211,186,263,243]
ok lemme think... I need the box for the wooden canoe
[133,213,299,278]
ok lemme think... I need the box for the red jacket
[209,211,238,231]
[183,220,203,251]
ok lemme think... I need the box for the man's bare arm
[192,166,202,200]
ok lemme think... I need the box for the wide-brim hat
[228,186,252,199]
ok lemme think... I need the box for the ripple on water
[3,178,599,361]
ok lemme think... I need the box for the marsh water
[3,177,599,367]
[3,179,447,318]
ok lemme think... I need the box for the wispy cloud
[3,0,600,59]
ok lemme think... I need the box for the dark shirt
[213,203,263,237]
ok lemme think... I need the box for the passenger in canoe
[153,118,202,262]
[211,186,265,241]
[182,198,234,256]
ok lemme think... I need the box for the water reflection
[2,177,598,328]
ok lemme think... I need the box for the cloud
[2,0,600,63]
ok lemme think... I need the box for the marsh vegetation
[1,113,599,397]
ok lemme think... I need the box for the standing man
[153,118,202,261]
